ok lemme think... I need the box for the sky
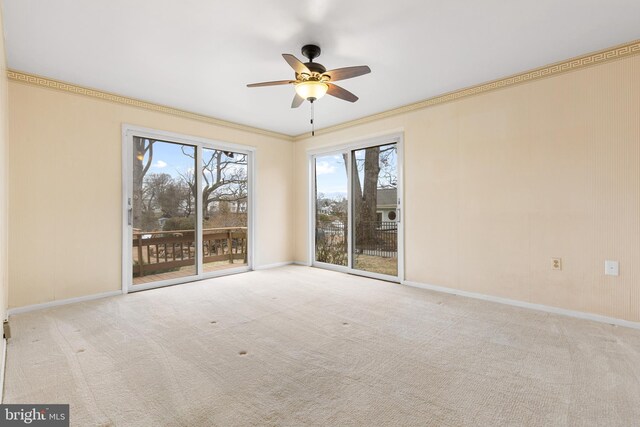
[315,144,397,200]
[141,139,395,199]
[144,140,195,179]
[315,153,348,199]
[141,139,246,183]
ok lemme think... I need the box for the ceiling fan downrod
[301,44,321,62]
[310,99,315,136]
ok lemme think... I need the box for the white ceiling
[3,0,640,136]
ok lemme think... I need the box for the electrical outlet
[605,260,619,276]
[551,258,562,270]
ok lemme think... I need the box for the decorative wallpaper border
[7,39,639,141]
[293,38,640,139]
[6,70,293,141]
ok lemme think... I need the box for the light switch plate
[605,260,619,276]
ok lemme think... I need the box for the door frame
[121,124,256,293]
[307,131,404,283]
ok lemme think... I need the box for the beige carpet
[4,266,640,426]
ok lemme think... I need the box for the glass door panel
[351,143,398,277]
[201,148,249,272]
[131,137,197,285]
[314,153,348,266]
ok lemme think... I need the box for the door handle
[127,197,133,226]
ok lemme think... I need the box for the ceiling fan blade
[324,65,371,82]
[247,80,294,88]
[282,54,310,75]
[291,93,305,108]
[327,83,359,102]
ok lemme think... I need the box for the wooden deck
[132,226,248,286]
[132,260,247,285]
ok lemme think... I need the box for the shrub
[162,216,195,231]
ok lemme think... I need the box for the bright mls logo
[0,405,69,426]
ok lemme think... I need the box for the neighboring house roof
[377,188,397,207]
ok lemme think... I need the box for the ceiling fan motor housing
[304,62,326,74]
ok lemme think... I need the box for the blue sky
[143,140,245,182]
[315,154,348,199]
[315,144,397,200]
[143,140,395,197]
[145,140,195,179]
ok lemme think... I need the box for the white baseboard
[7,290,123,316]
[253,261,294,271]
[402,280,640,330]
[292,261,311,266]
[8,264,302,316]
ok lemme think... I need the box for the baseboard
[402,280,640,331]
[8,265,302,315]
[253,261,294,271]
[0,337,6,403]
[292,261,311,266]
[7,290,123,316]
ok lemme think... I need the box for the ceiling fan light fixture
[295,80,328,101]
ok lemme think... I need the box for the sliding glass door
[312,136,402,281]
[352,143,399,277]
[124,127,252,292]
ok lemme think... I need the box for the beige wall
[294,55,640,322]
[8,82,294,308]
[0,7,8,319]
[6,48,640,324]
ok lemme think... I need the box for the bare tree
[378,146,397,188]
[178,148,248,220]
[132,137,154,229]
[344,145,397,247]
[358,148,380,246]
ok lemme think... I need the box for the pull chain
[310,100,315,136]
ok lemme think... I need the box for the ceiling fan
[247,44,371,134]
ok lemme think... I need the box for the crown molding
[293,38,640,141]
[7,39,639,142]
[6,70,294,141]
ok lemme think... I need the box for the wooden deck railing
[133,227,248,277]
